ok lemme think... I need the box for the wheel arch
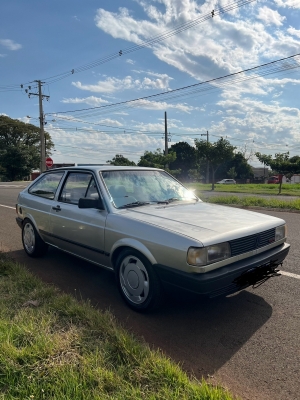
[110,238,157,270]
[22,215,44,241]
[22,214,39,233]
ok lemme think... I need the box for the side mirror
[78,197,104,210]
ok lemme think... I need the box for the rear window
[29,172,65,200]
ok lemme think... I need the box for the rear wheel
[22,219,48,257]
[115,249,163,312]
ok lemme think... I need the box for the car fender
[110,238,157,266]
[21,213,41,236]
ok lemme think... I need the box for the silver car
[16,166,290,311]
[216,179,236,184]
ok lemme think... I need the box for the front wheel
[22,219,48,258]
[115,249,163,312]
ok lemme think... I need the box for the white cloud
[61,96,109,106]
[211,96,300,152]
[39,0,300,164]
[18,116,31,123]
[46,125,163,164]
[0,54,7,57]
[72,76,135,93]
[275,0,300,9]
[133,121,178,132]
[133,70,173,87]
[287,27,300,38]
[98,118,123,126]
[0,39,22,50]
[218,75,300,99]
[257,6,285,26]
[72,73,172,93]
[114,111,129,115]
[133,99,197,113]
[272,91,283,98]
[142,75,171,89]
[94,1,300,84]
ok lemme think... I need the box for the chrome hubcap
[23,223,35,254]
[119,255,149,304]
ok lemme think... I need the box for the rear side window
[29,172,64,200]
[59,172,99,205]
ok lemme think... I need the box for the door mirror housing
[78,198,104,210]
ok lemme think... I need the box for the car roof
[46,165,163,173]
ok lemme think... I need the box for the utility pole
[164,111,169,169]
[164,111,168,157]
[201,130,209,183]
[28,80,50,172]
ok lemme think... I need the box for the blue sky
[1,0,300,167]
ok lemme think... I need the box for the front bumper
[16,217,23,228]
[154,242,290,297]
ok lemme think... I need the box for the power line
[50,128,300,152]
[45,0,256,84]
[47,53,300,117]
[0,0,257,90]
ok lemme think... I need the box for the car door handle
[52,205,61,212]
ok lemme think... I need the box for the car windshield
[101,170,198,209]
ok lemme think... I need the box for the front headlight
[187,242,231,266]
[275,224,286,241]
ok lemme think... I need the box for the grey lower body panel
[154,243,290,297]
[16,217,23,229]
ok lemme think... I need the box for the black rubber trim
[39,229,110,256]
[153,243,290,297]
[16,217,23,229]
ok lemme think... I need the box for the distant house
[251,167,269,181]
[286,174,300,184]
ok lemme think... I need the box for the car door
[48,171,109,267]
[25,171,65,240]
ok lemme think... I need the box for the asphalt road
[1,183,300,400]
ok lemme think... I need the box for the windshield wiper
[157,197,180,204]
[118,201,150,209]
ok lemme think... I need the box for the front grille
[230,228,276,257]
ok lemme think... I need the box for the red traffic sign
[45,157,53,167]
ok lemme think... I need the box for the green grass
[204,195,300,210]
[0,254,236,400]
[185,183,300,196]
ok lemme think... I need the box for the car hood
[120,202,285,245]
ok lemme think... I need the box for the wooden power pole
[28,80,50,172]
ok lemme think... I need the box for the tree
[106,154,136,166]
[195,137,236,190]
[255,152,300,194]
[187,169,203,182]
[0,146,36,182]
[216,152,253,182]
[138,148,176,169]
[168,141,197,180]
[289,155,300,164]
[0,115,54,180]
[227,167,237,179]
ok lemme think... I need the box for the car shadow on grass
[6,246,272,380]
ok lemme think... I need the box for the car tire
[115,249,163,312]
[22,219,48,258]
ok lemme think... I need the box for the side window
[85,178,99,200]
[29,172,64,200]
[59,172,99,205]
